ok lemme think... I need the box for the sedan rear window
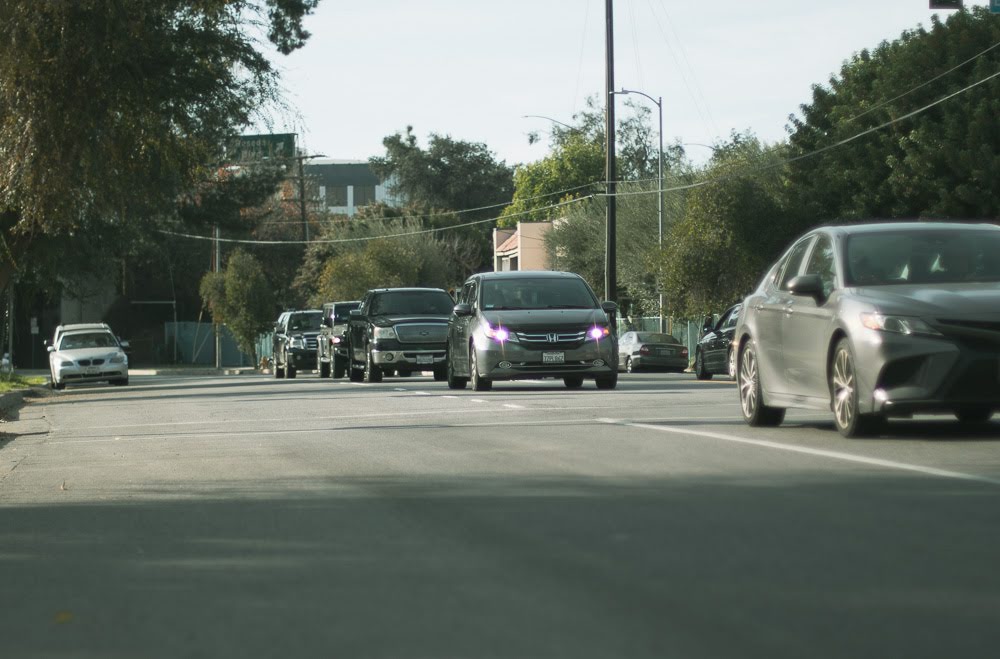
[846,228,1000,286]
[481,278,598,310]
[635,333,681,344]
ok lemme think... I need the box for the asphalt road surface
[2,372,999,658]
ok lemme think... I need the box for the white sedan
[48,329,129,390]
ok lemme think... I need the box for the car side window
[468,281,479,310]
[803,234,837,297]
[778,238,814,290]
[460,281,474,306]
[722,306,741,331]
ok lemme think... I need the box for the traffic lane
[3,426,999,657]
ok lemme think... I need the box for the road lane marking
[603,420,1000,487]
[503,404,525,409]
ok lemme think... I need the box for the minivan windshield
[481,277,598,311]
[846,229,1000,286]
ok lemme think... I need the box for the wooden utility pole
[605,0,617,303]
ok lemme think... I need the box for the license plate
[416,355,433,365]
[658,349,672,356]
[542,352,565,364]
[84,368,99,376]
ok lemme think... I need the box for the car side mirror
[47,345,55,353]
[601,301,618,314]
[454,303,473,317]
[119,340,130,350]
[702,315,715,333]
[788,274,824,299]
[349,309,363,318]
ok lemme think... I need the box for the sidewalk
[14,366,262,378]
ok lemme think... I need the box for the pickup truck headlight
[373,327,397,340]
[289,337,306,349]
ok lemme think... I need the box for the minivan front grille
[515,330,587,348]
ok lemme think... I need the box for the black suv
[272,309,322,378]
[317,300,360,379]
[694,302,741,380]
[346,288,455,383]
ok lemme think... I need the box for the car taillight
[640,345,651,355]
[681,348,688,357]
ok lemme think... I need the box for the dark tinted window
[804,234,837,297]
[635,333,681,344]
[332,303,359,323]
[779,238,814,289]
[846,229,1000,286]
[370,291,455,315]
[60,332,117,350]
[481,277,598,310]
[720,305,742,331]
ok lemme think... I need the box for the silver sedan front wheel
[831,338,882,437]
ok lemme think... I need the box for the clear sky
[258,1,991,167]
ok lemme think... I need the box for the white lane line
[413,391,430,396]
[442,395,458,399]
[503,404,526,409]
[394,388,407,392]
[602,420,1000,487]
[470,399,487,404]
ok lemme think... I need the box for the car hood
[53,348,124,361]
[371,314,450,327]
[482,308,608,330]
[849,283,1000,319]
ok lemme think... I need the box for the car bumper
[56,365,128,384]
[628,355,688,371]
[475,340,617,380]
[288,349,317,369]
[855,331,1000,416]
[372,346,447,368]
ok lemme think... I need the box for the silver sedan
[48,328,129,390]
[734,221,1000,437]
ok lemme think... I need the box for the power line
[156,196,592,246]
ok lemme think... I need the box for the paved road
[2,372,999,658]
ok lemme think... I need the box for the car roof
[817,221,1000,238]
[471,270,585,281]
[367,288,449,293]
[57,322,109,332]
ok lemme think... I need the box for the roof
[496,232,519,253]
[473,270,584,281]
[821,221,1000,236]
[368,288,450,294]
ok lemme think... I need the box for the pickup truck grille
[395,323,448,343]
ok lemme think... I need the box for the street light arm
[522,115,576,131]
[611,88,661,109]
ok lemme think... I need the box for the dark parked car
[618,332,688,373]
[317,300,360,379]
[446,271,619,391]
[347,288,455,383]
[272,309,322,379]
[734,221,1000,437]
[694,303,741,380]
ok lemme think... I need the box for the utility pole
[605,0,617,303]
[297,155,310,242]
[214,225,221,369]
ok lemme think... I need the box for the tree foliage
[0,0,318,290]
[786,7,1000,221]
[199,249,275,362]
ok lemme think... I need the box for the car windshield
[635,333,680,344]
[370,291,454,315]
[332,304,359,323]
[59,332,117,350]
[288,312,323,331]
[846,229,1000,286]
[481,278,598,310]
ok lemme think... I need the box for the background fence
[164,322,256,367]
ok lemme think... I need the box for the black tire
[319,358,330,378]
[955,406,993,425]
[447,350,467,390]
[349,362,363,382]
[54,379,66,391]
[595,371,618,390]
[433,367,447,382]
[738,341,785,427]
[564,375,584,389]
[333,357,346,379]
[287,365,297,379]
[625,357,635,374]
[113,376,129,386]
[695,349,713,380]
[275,363,285,379]
[364,347,383,383]
[470,347,492,391]
[830,338,882,437]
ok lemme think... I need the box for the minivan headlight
[483,323,517,343]
[587,325,611,340]
[860,313,941,336]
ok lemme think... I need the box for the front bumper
[371,341,447,368]
[56,364,128,384]
[475,339,617,380]
[287,349,318,369]
[854,331,1000,416]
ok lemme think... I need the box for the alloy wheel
[832,346,855,431]
[739,347,757,419]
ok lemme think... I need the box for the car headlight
[290,337,306,349]
[373,326,397,340]
[587,325,611,340]
[483,323,517,343]
[59,359,75,367]
[860,313,941,336]
[109,353,127,364]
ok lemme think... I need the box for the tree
[0,0,319,292]
[659,135,793,318]
[786,7,1000,222]
[199,250,275,363]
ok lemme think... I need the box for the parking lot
[2,371,1000,658]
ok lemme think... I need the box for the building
[492,222,552,271]
[304,159,403,216]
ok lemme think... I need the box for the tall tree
[786,7,1000,222]
[199,249,275,363]
[0,0,319,292]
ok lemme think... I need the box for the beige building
[493,222,552,272]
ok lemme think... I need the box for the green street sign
[992,0,1000,14]
[225,133,296,164]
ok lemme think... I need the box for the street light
[611,88,664,332]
